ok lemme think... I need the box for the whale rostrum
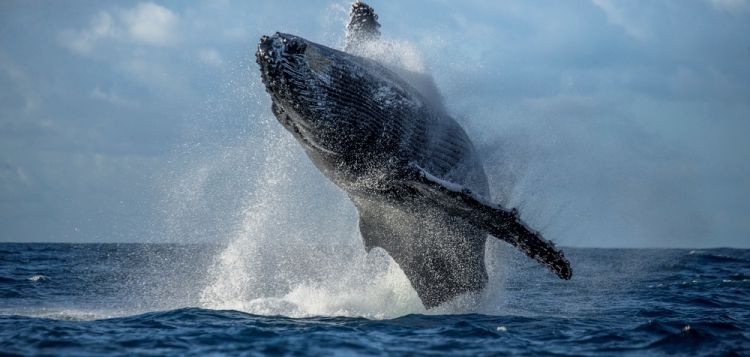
[256,2,571,308]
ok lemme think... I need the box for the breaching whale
[256,2,571,308]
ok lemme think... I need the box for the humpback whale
[256,2,571,308]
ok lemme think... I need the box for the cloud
[708,0,749,13]
[591,0,651,41]
[58,12,116,55]
[0,160,31,187]
[0,54,40,114]
[121,2,179,46]
[197,48,223,67]
[221,27,247,41]
[59,2,179,55]
[56,3,188,100]
[90,87,137,107]
[107,56,193,103]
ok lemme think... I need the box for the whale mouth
[256,32,311,103]
[256,33,307,72]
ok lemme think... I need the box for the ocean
[0,243,748,356]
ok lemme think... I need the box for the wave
[2,307,747,356]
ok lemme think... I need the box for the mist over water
[192,127,422,318]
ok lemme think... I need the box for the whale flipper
[398,164,573,280]
[352,163,570,307]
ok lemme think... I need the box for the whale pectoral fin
[401,164,573,280]
[344,2,381,52]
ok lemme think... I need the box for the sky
[0,0,748,247]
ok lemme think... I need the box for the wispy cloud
[197,48,223,67]
[0,53,40,114]
[90,87,137,107]
[59,2,179,55]
[121,2,179,47]
[591,0,651,41]
[58,12,116,55]
[708,0,749,13]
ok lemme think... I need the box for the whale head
[256,33,354,155]
[256,32,409,177]
[256,32,313,107]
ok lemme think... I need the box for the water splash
[164,10,513,319]
[193,120,425,319]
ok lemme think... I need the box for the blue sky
[0,0,748,247]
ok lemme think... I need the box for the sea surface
[1,243,748,356]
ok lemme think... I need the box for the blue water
[1,243,748,355]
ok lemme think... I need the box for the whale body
[255,2,571,308]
